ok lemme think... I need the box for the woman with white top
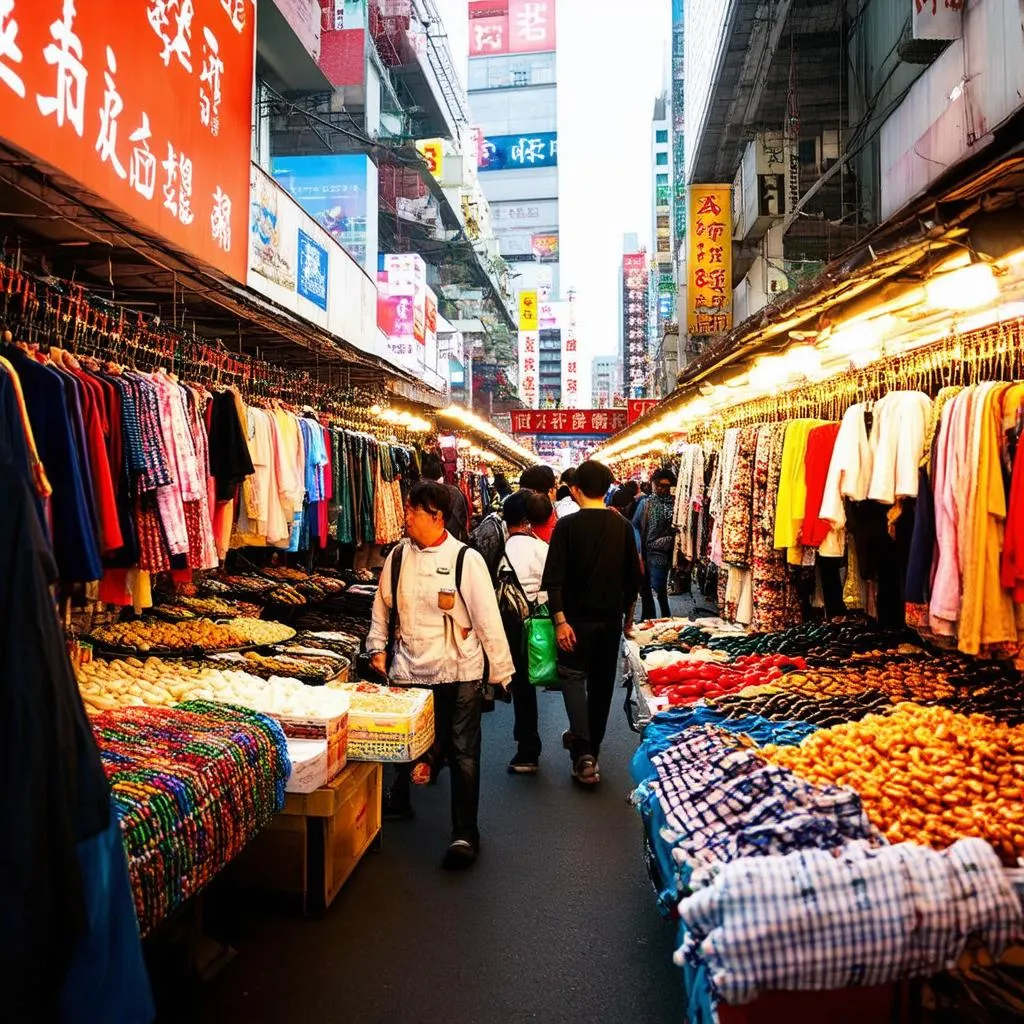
[501,489,552,774]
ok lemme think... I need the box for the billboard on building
[468,0,557,57]
[479,133,558,171]
[686,184,733,335]
[377,253,427,369]
[0,0,255,282]
[510,410,627,435]
[518,290,539,330]
[518,329,540,408]
[622,253,650,397]
[271,154,373,271]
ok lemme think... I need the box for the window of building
[656,173,669,186]
[656,130,668,144]
[655,152,668,166]
[657,214,670,229]
[657,237,671,252]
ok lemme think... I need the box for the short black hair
[420,453,444,481]
[556,484,572,501]
[520,464,556,493]
[575,460,614,499]
[624,480,640,497]
[652,467,677,487]
[560,467,577,487]
[610,487,633,511]
[503,489,552,527]
[407,480,452,519]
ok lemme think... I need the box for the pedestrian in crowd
[555,467,580,518]
[542,460,641,785]
[492,472,512,501]
[421,452,470,542]
[635,467,677,620]
[640,481,653,497]
[519,464,559,541]
[366,482,514,869]
[499,489,552,774]
[609,487,634,519]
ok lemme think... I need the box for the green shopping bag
[524,603,560,687]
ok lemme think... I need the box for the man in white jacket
[366,481,514,869]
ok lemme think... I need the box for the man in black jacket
[421,453,470,542]
[541,459,641,785]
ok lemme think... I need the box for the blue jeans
[647,558,672,618]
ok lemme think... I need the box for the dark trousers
[818,555,847,619]
[639,570,656,621]
[391,681,484,844]
[558,618,623,761]
[507,619,541,758]
[647,559,672,619]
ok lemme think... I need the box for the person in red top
[519,464,558,542]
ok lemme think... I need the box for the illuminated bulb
[396,411,412,425]
[824,315,895,355]
[370,404,383,416]
[849,347,882,370]
[685,398,710,420]
[456,438,472,449]
[783,343,822,378]
[748,355,788,391]
[924,262,998,312]
[381,409,399,423]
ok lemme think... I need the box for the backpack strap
[453,544,490,685]
[385,544,405,670]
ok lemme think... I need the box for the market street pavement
[159,600,694,1024]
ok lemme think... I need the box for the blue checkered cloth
[677,838,1023,1006]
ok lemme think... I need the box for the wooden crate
[229,761,382,915]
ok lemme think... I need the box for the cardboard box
[229,761,383,914]
[276,710,348,782]
[285,738,334,794]
[333,683,435,763]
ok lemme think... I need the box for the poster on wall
[271,153,371,269]
[468,0,556,57]
[251,172,297,290]
[686,184,733,336]
[0,0,255,282]
[297,229,329,311]
[912,0,963,40]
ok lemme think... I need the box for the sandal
[572,755,600,785]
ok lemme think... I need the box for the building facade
[591,355,623,408]
[466,0,564,408]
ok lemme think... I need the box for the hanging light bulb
[748,355,788,392]
[924,262,999,312]
[783,343,822,378]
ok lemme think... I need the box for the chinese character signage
[686,184,733,336]
[479,132,557,172]
[518,289,538,330]
[510,410,628,435]
[416,137,444,179]
[468,0,556,57]
[913,0,963,41]
[377,252,427,369]
[622,251,650,398]
[627,398,659,424]
[531,232,559,260]
[518,329,539,408]
[0,0,254,282]
[272,153,372,271]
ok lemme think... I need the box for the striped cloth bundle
[92,701,291,936]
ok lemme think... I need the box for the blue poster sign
[272,154,370,269]
[297,229,329,311]
[479,132,558,172]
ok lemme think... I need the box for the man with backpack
[366,482,514,869]
[421,453,470,542]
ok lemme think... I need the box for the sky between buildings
[434,0,672,404]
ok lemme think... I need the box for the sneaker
[571,755,600,785]
[382,790,415,820]
[441,839,478,870]
[508,752,540,774]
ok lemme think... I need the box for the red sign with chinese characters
[687,184,733,336]
[627,398,659,424]
[510,409,628,435]
[0,0,254,283]
[468,0,556,57]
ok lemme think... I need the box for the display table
[229,761,383,915]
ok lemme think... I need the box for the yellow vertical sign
[518,290,538,331]
[686,184,733,335]
[416,139,445,180]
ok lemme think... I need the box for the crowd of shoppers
[368,458,677,869]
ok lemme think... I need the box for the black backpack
[468,512,507,581]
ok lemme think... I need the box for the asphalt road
[161,670,685,1024]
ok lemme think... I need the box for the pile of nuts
[765,703,1024,864]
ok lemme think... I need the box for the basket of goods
[88,618,255,656]
[222,618,296,647]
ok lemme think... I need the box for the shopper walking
[542,460,641,785]
[421,452,470,542]
[555,468,580,518]
[635,468,677,620]
[519,464,559,541]
[498,490,552,773]
[366,482,514,869]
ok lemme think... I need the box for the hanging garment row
[0,344,415,602]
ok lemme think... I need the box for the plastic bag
[524,604,559,687]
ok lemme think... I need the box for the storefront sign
[296,229,328,311]
[622,252,650,396]
[912,0,963,40]
[686,184,733,336]
[479,132,558,172]
[627,398,659,424]
[510,409,628,435]
[531,232,559,260]
[416,137,444,179]
[0,0,254,282]
[468,0,556,58]
[518,289,538,330]
[518,329,539,408]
